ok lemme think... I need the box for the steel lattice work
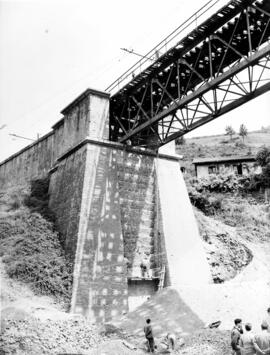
[108,0,270,149]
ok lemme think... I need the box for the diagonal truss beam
[161,80,270,145]
[119,44,270,143]
[109,0,270,148]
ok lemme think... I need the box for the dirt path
[173,240,270,332]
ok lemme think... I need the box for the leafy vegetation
[186,168,269,216]
[0,180,72,304]
[188,185,222,215]
[256,146,270,188]
[187,172,259,196]
[175,135,186,145]
[225,125,235,140]
[239,123,248,142]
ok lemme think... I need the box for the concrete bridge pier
[49,89,211,322]
[156,154,212,287]
[0,87,211,323]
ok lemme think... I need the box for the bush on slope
[0,181,72,304]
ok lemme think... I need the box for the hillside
[185,128,270,147]
[176,128,270,174]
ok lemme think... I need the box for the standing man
[144,318,155,353]
[264,307,270,332]
[140,257,150,278]
[239,323,256,355]
[231,318,243,355]
[123,257,131,277]
[253,321,270,354]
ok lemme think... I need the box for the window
[233,164,242,175]
[180,167,186,173]
[208,165,217,174]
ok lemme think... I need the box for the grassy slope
[186,130,270,147]
[0,183,72,305]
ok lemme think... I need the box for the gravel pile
[0,311,235,355]
[1,316,105,355]
[176,328,231,355]
[85,328,231,355]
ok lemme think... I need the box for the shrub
[175,136,186,145]
[189,173,264,194]
[255,146,270,189]
[256,146,270,167]
[188,186,222,215]
[194,173,245,193]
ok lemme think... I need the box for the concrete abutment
[0,88,211,323]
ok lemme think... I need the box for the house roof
[192,155,256,165]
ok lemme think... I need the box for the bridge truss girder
[123,46,270,147]
[110,1,270,149]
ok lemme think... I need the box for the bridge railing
[106,0,230,94]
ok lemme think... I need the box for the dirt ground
[1,233,270,354]
[0,256,230,355]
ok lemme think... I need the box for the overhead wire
[3,0,187,133]
[2,0,218,135]
[3,53,125,134]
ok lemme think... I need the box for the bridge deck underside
[110,0,270,148]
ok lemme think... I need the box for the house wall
[196,161,261,178]
[196,165,209,178]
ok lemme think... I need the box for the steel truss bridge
[107,0,270,149]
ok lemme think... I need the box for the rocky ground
[1,231,269,355]
[0,257,232,355]
[1,317,104,355]
[87,329,231,355]
[196,209,253,283]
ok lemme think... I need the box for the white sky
[0,0,269,162]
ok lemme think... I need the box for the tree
[255,146,270,189]
[239,124,248,142]
[225,125,235,140]
[175,136,185,145]
[256,146,270,167]
[261,164,270,188]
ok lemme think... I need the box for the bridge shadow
[74,145,128,322]
[113,287,205,338]
[73,145,160,322]
[117,150,156,279]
